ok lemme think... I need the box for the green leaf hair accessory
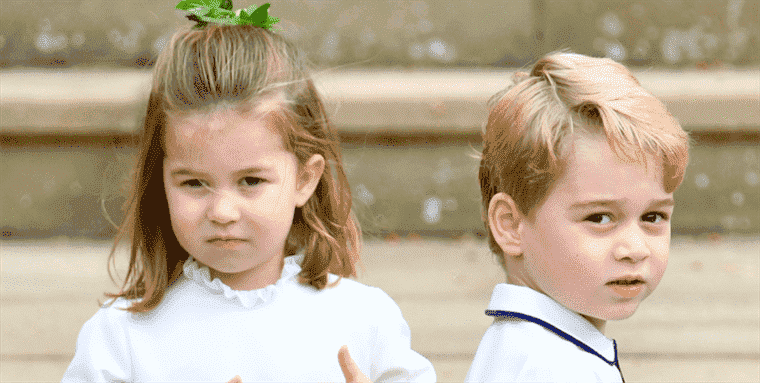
[176,0,280,30]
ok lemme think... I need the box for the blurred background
[1,0,758,382]
[0,0,758,68]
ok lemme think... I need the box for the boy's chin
[581,303,641,324]
[601,305,641,321]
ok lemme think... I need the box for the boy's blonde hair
[107,25,360,312]
[479,52,689,260]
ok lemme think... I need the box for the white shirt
[62,255,436,382]
[466,284,625,382]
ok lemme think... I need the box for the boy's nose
[613,226,651,263]
[207,189,242,224]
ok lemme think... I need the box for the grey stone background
[1,135,759,238]
[2,1,758,241]
[0,0,758,69]
[1,69,759,238]
[1,1,759,382]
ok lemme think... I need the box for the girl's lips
[207,238,247,248]
[208,238,246,242]
[207,234,248,242]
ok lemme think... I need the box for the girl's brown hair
[106,25,360,312]
[479,52,690,262]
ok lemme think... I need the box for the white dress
[62,255,436,382]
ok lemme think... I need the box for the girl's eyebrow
[233,167,269,176]
[169,167,270,178]
[569,198,675,210]
[169,168,201,177]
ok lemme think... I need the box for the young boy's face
[518,133,674,325]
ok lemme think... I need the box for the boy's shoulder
[466,284,623,382]
[468,317,605,381]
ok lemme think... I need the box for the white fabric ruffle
[182,254,304,308]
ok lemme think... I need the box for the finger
[338,345,363,382]
[227,375,242,383]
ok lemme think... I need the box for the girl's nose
[613,225,652,263]
[207,189,241,224]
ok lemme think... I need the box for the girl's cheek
[170,192,205,214]
[253,187,286,213]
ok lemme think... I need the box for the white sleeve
[61,305,132,383]
[368,289,436,383]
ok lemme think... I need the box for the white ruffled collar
[182,254,304,309]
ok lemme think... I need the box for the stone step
[1,69,758,134]
[2,237,758,381]
[2,356,758,382]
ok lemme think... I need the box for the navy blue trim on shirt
[486,310,625,382]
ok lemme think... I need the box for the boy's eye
[643,212,669,223]
[586,213,612,224]
[181,179,206,188]
[241,176,264,186]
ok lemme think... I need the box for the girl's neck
[205,256,285,291]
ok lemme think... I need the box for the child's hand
[226,375,242,383]
[338,345,371,383]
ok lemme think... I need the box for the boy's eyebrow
[649,198,676,208]
[569,198,675,209]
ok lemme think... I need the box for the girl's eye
[241,177,264,187]
[181,179,206,188]
[643,212,669,223]
[586,213,612,224]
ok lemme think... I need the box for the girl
[62,4,435,382]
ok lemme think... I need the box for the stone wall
[1,0,757,68]
[2,136,758,238]
[1,69,758,238]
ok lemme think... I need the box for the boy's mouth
[606,276,646,298]
[606,275,645,285]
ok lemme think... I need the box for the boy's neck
[581,314,606,333]
[506,275,607,334]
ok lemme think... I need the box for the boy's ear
[488,192,524,258]
[295,154,325,207]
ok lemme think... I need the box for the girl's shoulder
[71,297,139,349]
[101,296,138,308]
[90,297,140,322]
[294,276,402,313]
[88,294,168,328]
[307,274,389,297]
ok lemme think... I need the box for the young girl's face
[163,106,323,290]
[517,133,673,329]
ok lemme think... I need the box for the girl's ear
[295,154,325,207]
[488,192,524,258]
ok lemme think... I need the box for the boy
[466,52,689,382]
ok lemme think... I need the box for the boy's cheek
[654,249,669,276]
[653,233,671,260]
